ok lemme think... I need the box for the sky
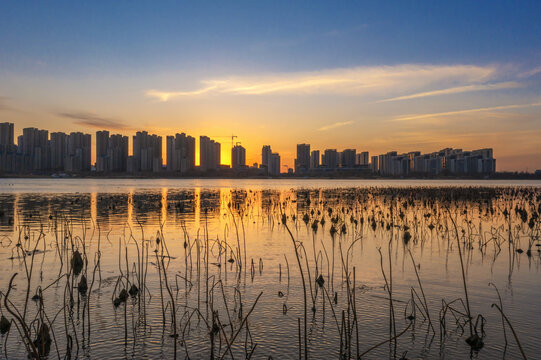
[1,1,540,171]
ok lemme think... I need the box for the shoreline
[1,174,540,181]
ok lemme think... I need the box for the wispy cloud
[379,81,521,102]
[318,121,353,131]
[146,64,499,101]
[393,101,541,122]
[146,85,219,102]
[518,66,541,78]
[58,111,133,131]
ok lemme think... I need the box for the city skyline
[0,121,498,177]
[1,2,540,171]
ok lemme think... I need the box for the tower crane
[209,134,238,149]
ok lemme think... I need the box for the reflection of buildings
[295,189,313,213]
[96,194,129,228]
[48,194,92,224]
[260,189,281,216]
[132,192,164,224]
[199,190,221,215]
[0,195,15,232]
[166,189,197,225]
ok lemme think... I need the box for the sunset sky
[1,1,540,171]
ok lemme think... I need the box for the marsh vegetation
[0,181,539,359]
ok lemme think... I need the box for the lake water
[0,178,539,359]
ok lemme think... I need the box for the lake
[0,178,539,359]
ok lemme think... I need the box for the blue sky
[1,1,540,170]
[2,1,540,73]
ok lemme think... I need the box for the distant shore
[1,172,540,180]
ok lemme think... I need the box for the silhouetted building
[262,145,272,173]
[96,133,129,172]
[341,149,356,168]
[20,127,51,171]
[295,143,310,173]
[269,153,281,175]
[133,131,162,172]
[310,150,320,169]
[232,144,246,169]
[0,123,17,173]
[166,133,195,173]
[373,148,496,176]
[200,136,220,171]
[0,123,14,151]
[95,130,109,172]
[323,149,338,169]
[356,151,369,166]
[50,132,67,171]
[371,156,379,172]
[65,132,91,172]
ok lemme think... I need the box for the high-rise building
[108,134,129,172]
[232,144,246,169]
[323,149,338,169]
[96,130,109,172]
[295,143,310,173]
[20,127,50,171]
[0,123,14,151]
[310,150,320,169]
[262,145,272,173]
[340,149,356,168]
[133,131,162,172]
[167,133,195,173]
[65,132,91,172]
[356,151,369,166]
[50,132,67,170]
[96,131,109,159]
[0,122,17,173]
[370,156,379,172]
[269,153,281,176]
[200,136,220,171]
[378,151,398,175]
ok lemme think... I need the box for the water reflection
[0,186,535,237]
[0,185,539,359]
[1,188,293,234]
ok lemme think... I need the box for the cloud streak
[318,121,353,131]
[58,111,133,131]
[146,64,499,101]
[393,101,541,122]
[378,81,521,102]
[146,85,219,102]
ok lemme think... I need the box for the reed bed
[0,186,538,359]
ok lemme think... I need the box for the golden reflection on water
[0,185,539,359]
